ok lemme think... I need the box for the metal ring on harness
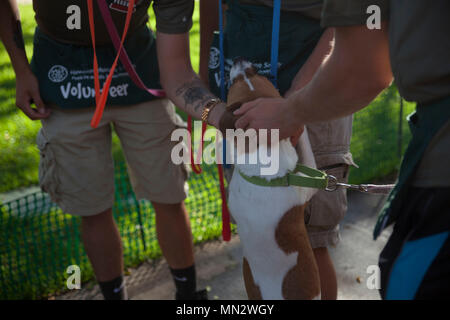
[325,175,338,192]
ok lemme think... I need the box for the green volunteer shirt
[33,0,194,45]
[239,0,322,19]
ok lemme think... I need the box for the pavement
[58,190,392,300]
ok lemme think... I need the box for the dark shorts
[379,186,450,299]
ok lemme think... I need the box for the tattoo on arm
[175,77,216,112]
[12,19,25,51]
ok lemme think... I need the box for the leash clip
[326,175,395,194]
[325,175,369,193]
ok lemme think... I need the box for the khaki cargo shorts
[304,116,355,249]
[304,164,350,249]
[37,99,189,216]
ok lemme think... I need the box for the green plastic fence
[0,162,226,299]
[0,86,415,300]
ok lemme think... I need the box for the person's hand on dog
[16,68,51,120]
[234,97,303,143]
[218,102,242,135]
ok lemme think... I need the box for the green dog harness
[238,164,328,189]
[239,164,395,194]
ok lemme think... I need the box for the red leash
[88,0,231,241]
[217,163,231,241]
[87,0,164,128]
[187,115,207,174]
[187,116,231,241]
[88,0,134,128]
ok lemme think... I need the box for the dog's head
[228,59,281,105]
[219,59,281,135]
[218,59,301,178]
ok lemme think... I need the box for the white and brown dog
[222,60,321,300]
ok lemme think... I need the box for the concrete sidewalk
[58,190,392,300]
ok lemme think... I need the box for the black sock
[98,275,128,300]
[170,265,197,297]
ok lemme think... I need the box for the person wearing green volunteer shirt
[200,0,355,300]
[0,0,230,300]
[234,0,450,299]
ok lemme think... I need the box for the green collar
[238,164,328,189]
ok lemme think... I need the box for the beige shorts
[37,99,189,216]
[304,164,350,249]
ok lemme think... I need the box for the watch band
[201,98,222,123]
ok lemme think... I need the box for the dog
[224,59,321,300]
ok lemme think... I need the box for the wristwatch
[201,98,222,123]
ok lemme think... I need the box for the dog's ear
[219,102,243,135]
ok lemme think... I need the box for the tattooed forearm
[12,19,25,50]
[175,77,216,112]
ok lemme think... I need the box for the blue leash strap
[219,0,281,164]
[218,0,230,167]
[270,0,281,88]
[218,0,226,101]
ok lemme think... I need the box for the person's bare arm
[157,31,226,128]
[0,0,28,74]
[199,0,219,84]
[0,1,50,120]
[284,27,335,144]
[235,23,392,140]
[284,27,335,97]
[0,0,50,120]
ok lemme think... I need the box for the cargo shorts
[304,164,350,249]
[37,99,189,216]
[303,115,356,249]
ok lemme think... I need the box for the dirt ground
[58,190,392,300]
